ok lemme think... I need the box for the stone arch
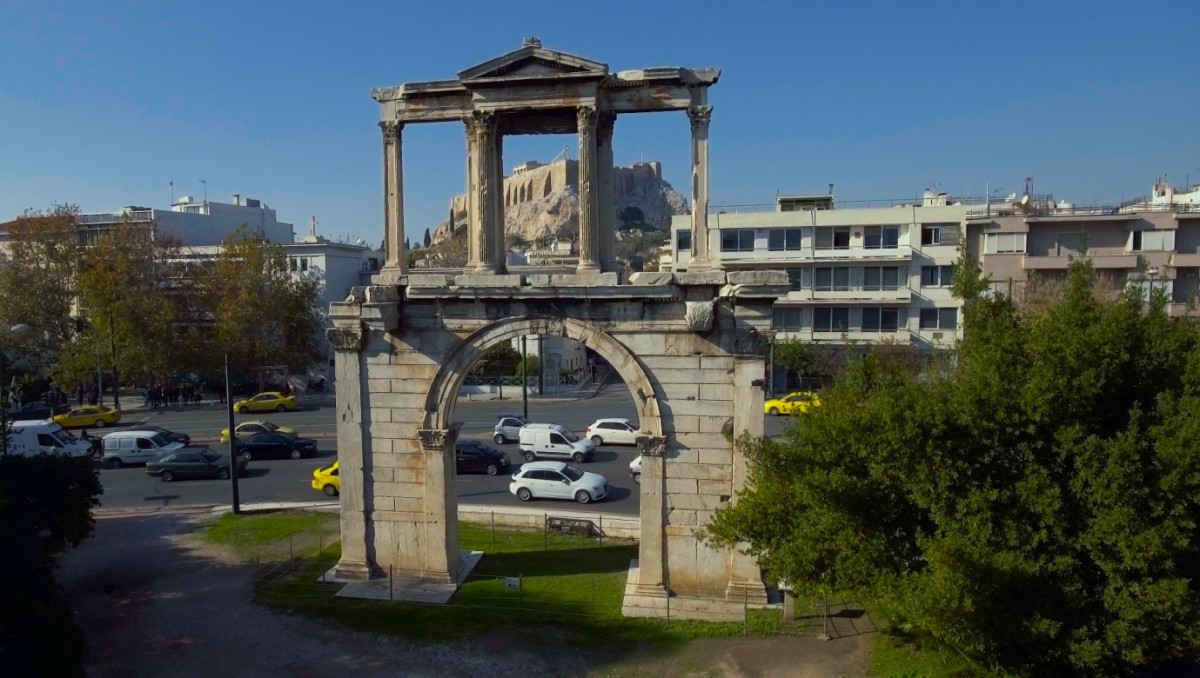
[424,316,662,437]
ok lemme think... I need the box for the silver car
[493,414,528,444]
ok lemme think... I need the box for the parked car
[100,430,186,468]
[493,414,528,444]
[763,391,821,416]
[54,405,122,429]
[136,425,191,447]
[4,400,70,421]
[235,432,317,461]
[146,447,246,482]
[585,418,639,446]
[455,440,511,476]
[629,455,642,484]
[311,462,340,497]
[509,461,608,504]
[6,420,93,458]
[220,420,298,444]
[518,423,595,462]
[233,391,297,414]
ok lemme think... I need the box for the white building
[72,194,295,246]
[667,191,966,357]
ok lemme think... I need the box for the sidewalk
[112,392,334,414]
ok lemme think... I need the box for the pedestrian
[142,387,151,409]
[281,379,292,397]
[76,384,84,407]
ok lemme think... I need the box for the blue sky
[2,0,1197,245]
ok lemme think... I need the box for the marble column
[597,111,617,273]
[492,131,507,274]
[379,121,407,279]
[467,111,499,274]
[687,105,713,271]
[464,115,482,271]
[418,425,462,583]
[576,106,601,275]
[635,435,668,594]
[328,324,375,580]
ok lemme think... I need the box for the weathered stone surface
[453,274,523,287]
[628,271,674,285]
[365,285,402,303]
[675,271,726,286]
[407,274,454,288]
[526,272,619,286]
[725,270,788,285]
[684,300,714,332]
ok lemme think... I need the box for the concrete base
[370,269,407,286]
[324,550,482,604]
[621,559,750,622]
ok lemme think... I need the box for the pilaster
[418,424,462,583]
[728,357,767,602]
[329,321,375,580]
[576,106,601,274]
[492,131,507,273]
[635,434,668,595]
[597,111,617,273]
[379,121,407,281]
[687,104,713,271]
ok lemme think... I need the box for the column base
[726,580,769,605]
[371,265,407,285]
[334,558,378,581]
[472,264,499,275]
[575,261,602,275]
[687,257,713,271]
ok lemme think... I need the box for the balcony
[1172,253,1200,267]
[811,246,912,262]
[784,288,912,304]
[1024,254,1137,270]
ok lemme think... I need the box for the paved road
[95,389,792,516]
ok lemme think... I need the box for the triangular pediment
[458,40,608,81]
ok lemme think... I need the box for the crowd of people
[141,383,211,409]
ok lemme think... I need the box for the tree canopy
[705,257,1200,675]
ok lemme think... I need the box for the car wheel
[493,433,505,444]
[239,406,249,414]
[591,435,603,445]
[105,457,122,469]
[575,490,592,504]
[572,452,584,463]
[94,419,106,428]
[523,451,535,462]
[217,468,231,480]
[768,407,779,416]
[516,487,532,501]
[323,484,339,497]
[633,474,641,485]
[289,449,302,460]
[276,404,285,413]
[160,471,174,482]
[241,451,252,462]
[485,464,498,476]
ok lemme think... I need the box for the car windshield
[561,429,579,442]
[263,422,279,431]
[201,450,221,463]
[477,443,498,454]
[51,430,76,445]
[561,465,584,482]
[276,431,296,441]
[150,434,169,446]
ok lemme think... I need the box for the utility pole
[537,335,544,396]
[94,327,103,408]
[521,335,529,420]
[109,314,120,411]
[226,354,240,514]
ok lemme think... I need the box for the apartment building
[667,191,967,352]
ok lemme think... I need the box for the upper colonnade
[370,38,719,280]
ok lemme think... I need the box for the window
[921,225,942,246]
[921,265,954,287]
[136,438,155,450]
[984,232,1026,254]
[184,205,201,214]
[813,267,850,291]
[676,229,691,251]
[37,434,59,448]
[300,258,309,271]
[290,258,297,272]
[814,307,850,332]
[767,228,803,251]
[720,229,755,252]
[785,268,807,290]
[1132,229,1170,251]
[919,308,958,330]
[861,308,899,332]
[864,226,899,249]
[549,433,567,445]
[773,307,803,331]
[863,266,902,290]
[815,227,851,249]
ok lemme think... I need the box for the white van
[101,430,186,468]
[7,420,93,458]
[518,423,596,463]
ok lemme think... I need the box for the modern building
[666,190,967,353]
[75,194,293,247]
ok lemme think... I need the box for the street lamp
[1147,266,1160,302]
[1,323,32,456]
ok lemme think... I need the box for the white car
[629,455,642,484]
[509,461,608,504]
[585,418,639,446]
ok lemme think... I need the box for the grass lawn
[205,510,339,559]
[205,512,808,650]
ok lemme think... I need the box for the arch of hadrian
[328,39,788,620]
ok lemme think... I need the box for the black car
[136,425,191,447]
[455,440,511,476]
[6,400,71,421]
[236,432,317,461]
[146,447,245,482]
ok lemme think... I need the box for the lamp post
[0,323,32,456]
[1147,266,1160,302]
[225,353,240,514]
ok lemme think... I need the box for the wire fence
[245,521,888,640]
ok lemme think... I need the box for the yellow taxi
[220,420,298,444]
[233,391,297,414]
[311,462,340,497]
[54,405,122,428]
[764,391,821,416]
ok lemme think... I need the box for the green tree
[514,354,539,378]
[198,229,323,378]
[423,227,432,248]
[0,205,80,369]
[705,258,1200,675]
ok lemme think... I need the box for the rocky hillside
[430,159,688,247]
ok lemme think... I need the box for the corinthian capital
[577,106,597,132]
[379,120,402,141]
[687,105,713,131]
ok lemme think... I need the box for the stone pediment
[458,38,608,82]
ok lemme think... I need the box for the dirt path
[60,512,873,677]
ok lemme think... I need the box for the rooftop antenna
[169,180,175,205]
[309,216,318,239]
[199,179,208,204]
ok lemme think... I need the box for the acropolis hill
[430,157,688,245]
